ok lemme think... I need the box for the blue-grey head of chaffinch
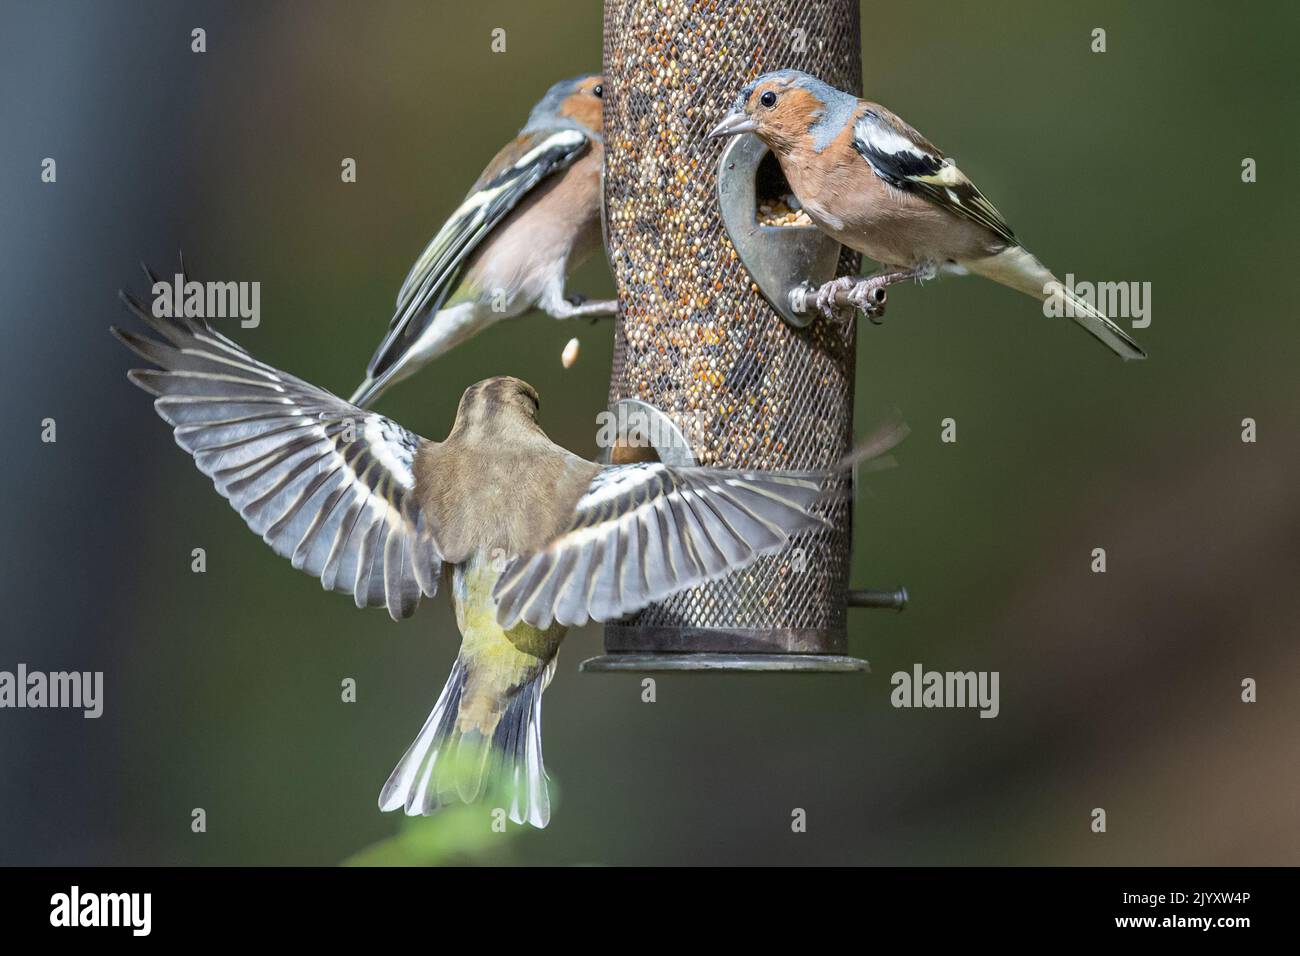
[708,69,856,154]
[348,73,613,409]
[524,73,605,139]
[709,69,1146,361]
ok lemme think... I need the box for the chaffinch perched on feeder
[113,281,872,827]
[709,70,1147,360]
[350,74,614,408]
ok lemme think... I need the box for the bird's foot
[845,276,889,325]
[548,294,618,321]
[813,275,888,324]
[814,276,861,323]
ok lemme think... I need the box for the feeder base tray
[578,653,869,673]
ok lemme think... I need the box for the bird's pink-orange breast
[463,144,603,296]
[777,112,1003,267]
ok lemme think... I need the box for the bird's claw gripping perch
[550,292,618,322]
[843,276,889,325]
[564,292,619,325]
[802,275,889,325]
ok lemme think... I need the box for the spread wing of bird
[361,127,590,387]
[492,463,830,629]
[852,106,1016,246]
[113,289,443,621]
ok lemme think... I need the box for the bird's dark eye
[593,83,604,98]
[759,90,777,108]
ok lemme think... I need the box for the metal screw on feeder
[580,0,904,674]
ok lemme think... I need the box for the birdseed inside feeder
[581,0,902,673]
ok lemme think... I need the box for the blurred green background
[1,0,1296,865]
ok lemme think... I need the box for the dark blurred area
[0,0,1295,865]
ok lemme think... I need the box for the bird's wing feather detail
[492,463,828,629]
[113,293,442,620]
[364,128,590,383]
[852,109,1016,245]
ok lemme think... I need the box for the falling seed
[561,337,580,369]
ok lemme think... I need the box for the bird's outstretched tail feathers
[963,246,1147,361]
[378,656,556,828]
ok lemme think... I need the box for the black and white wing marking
[852,109,1016,246]
[114,293,442,621]
[363,128,590,384]
[493,463,829,629]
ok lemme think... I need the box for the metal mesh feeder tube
[582,0,872,673]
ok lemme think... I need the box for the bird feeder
[582,0,903,674]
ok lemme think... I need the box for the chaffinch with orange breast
[350,74,615,408]
[709,70,1146,360]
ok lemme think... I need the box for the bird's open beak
[707,112,758,139]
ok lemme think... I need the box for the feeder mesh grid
[603,0,862,635]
